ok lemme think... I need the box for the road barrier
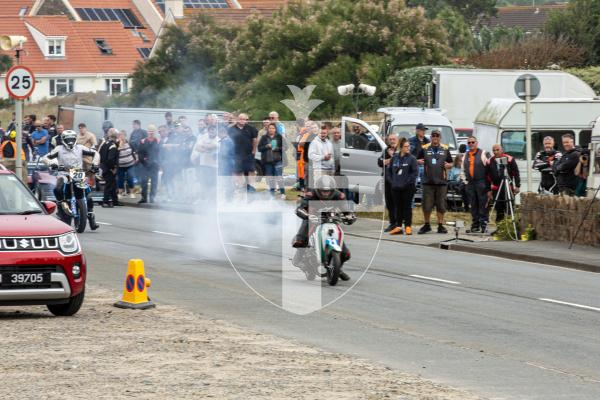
[114,259,156,310]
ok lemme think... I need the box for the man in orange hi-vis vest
[0,131,27,182]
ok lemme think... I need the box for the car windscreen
[0,174,43,215]
[389,125,457,150]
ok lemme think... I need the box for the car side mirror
[43,201,56,214]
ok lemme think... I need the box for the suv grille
[0,237,60,252]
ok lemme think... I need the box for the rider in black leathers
[293,175,355,281]
[532,136,561,194]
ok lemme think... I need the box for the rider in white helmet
[42,129,101,230]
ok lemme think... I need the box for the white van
[473,98,600,192]
[338,108,457,198]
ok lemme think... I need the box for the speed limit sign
[5,65,35,100]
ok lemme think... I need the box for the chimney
[165,0,184,18]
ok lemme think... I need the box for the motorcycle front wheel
[326,251,341,286]
[74,198,88,233]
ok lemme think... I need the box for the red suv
[0,165,86,316]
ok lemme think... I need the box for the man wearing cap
[417,129,453,234]
[137,124,161,204]
[409,123,430,158]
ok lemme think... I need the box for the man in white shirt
[308,123,334,187]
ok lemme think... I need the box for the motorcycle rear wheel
[326,251,341,286]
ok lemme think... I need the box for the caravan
[473,98,600,192]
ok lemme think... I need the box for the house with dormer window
[0,0,158,102]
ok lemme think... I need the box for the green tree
[545,0,600,65]
[131,0,451,118]
[381,65,473,108]
[437,6,475,56]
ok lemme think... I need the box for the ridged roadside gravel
[0,287,485,400]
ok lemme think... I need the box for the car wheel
[47,289,85,316]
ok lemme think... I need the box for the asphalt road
[80,204,600,400]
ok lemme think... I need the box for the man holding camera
[487,144,520,227]
[533,136,561,194]
[553,134,580,196]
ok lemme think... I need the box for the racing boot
[88,212,100,231]
[339,269,351,281]
[60,201,73,217]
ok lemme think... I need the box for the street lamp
[337,83,377,117]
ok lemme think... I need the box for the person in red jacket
[486,144,520,225]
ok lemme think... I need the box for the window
[500,130,576,159]
[95,39,113,55]
[390,125,457,151]
[155,0,229,8]
[49,79,74,96]
[47,39,65,57]
[580,130,592,149]
[105,79,128,95]
[137,48,152,59]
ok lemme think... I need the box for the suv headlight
[59,233,80,254]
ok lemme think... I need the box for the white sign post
[4,65,36,182]
[515,74,540,192]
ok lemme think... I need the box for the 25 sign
[5,65,36,100]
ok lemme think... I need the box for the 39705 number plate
[1,273,51,286]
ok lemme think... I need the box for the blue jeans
[263,161,284,195]
[117,166,137,190]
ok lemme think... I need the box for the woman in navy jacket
[386,138,418,235]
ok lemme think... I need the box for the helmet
[62,130,77,149]
[102,120,114,134]
[8,130,16,140]
[314,175,336,200]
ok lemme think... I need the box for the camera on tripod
[496,156,509,166]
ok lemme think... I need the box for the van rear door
[340,116,385,195]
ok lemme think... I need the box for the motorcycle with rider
[42,130,100,231]
[292,175,356,285]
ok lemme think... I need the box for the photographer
[575,148,590,197]
[552,134,580,196]
[532,136,561,194]
[486,144,520,227]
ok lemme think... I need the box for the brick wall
[520,193,600,247]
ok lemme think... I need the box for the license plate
[1,273,51,286]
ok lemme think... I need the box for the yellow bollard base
[114,300,156,310]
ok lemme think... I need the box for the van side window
[501,130,575,159]
[580,130,592,149]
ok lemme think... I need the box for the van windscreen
[389,125,457,150]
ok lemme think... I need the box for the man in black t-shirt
[227,113,258,193]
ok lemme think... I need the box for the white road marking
[539,298,600,312]
[152,230,183,237]
[409,275,461,285]
[224,243,260,249]
[97,222,112,226]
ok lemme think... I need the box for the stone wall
[520,193,600,247]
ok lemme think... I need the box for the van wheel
[47,290,85,316]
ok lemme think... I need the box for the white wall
[0,75,132,103]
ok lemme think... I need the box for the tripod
[569,184,600,249]
[491,172,519,241]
